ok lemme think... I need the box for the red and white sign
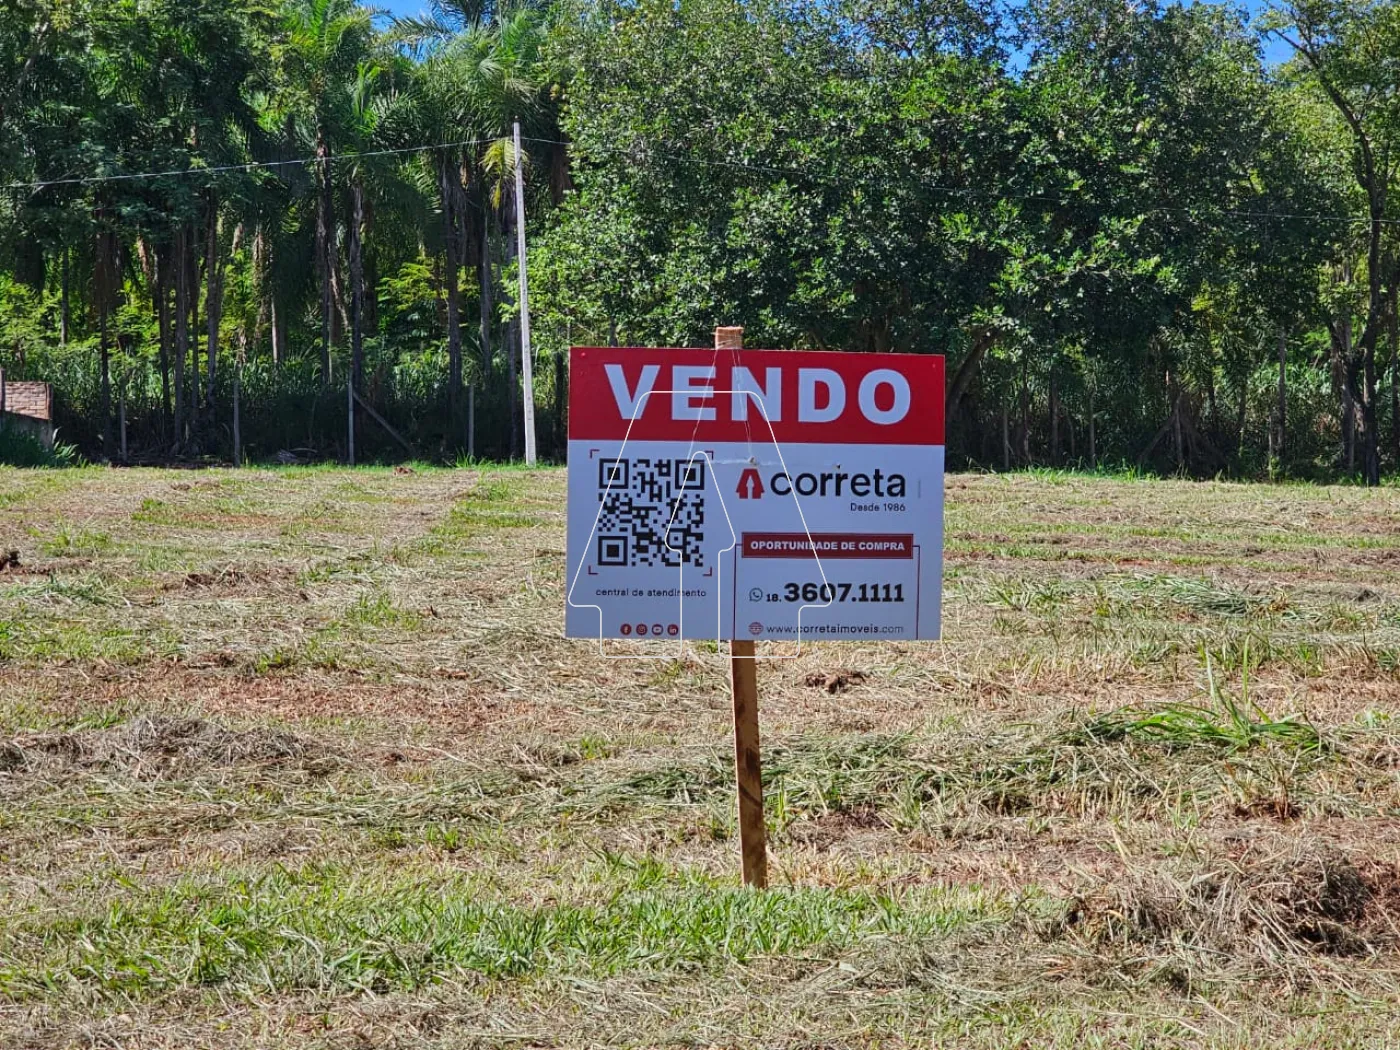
[565,347,944,642]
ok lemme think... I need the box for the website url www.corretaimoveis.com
[759,623,906,637]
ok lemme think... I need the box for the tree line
[1,0,1398,480]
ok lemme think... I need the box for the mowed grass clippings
[1,466,1400,1047]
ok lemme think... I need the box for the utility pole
[513,120,537,466]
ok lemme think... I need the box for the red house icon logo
[736,468,765,499]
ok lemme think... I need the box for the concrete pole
[514,121,537,466]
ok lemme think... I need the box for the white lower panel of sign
[565,439,942,641]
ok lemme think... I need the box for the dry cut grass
[0,464,1399,1047]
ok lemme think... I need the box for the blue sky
[376,0,1293,63]
[378,0,430,21]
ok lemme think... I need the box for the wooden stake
[730,640,766,887]
[717,324,767,889]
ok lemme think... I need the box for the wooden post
[717,324,767,889]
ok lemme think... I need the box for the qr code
[596,457,706,568]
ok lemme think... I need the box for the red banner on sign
[569,347,944,445]
[742,533,915,559]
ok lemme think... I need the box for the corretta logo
[737,467,907,500]
[736,468,765,499]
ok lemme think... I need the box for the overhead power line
[0,138,499,193]
[3,132,1396,231]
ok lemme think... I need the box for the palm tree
[343,57,422,398]
[393,2,554,449]
[389,48,475,430]
[80,0,263,449]
[278,0,376,386]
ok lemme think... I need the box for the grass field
[2,465,1399,1048]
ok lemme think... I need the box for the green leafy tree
[1264,0,1400,484]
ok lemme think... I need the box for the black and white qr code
[596,457,706,569]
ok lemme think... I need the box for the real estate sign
[565,347,944,642]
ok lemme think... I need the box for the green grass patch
[0,574,120,607]
[340,590,423,631]
[0,468,78,509]
[42,522,114,557]
[0,615,163,663]
[1080,648,1323,754]
[248,633,347,675]
[131,495,275,530]
[130,498,178,526]
[0,864,1003,1001]
[416,473,544,554]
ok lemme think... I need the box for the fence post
[717,324,767,890]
